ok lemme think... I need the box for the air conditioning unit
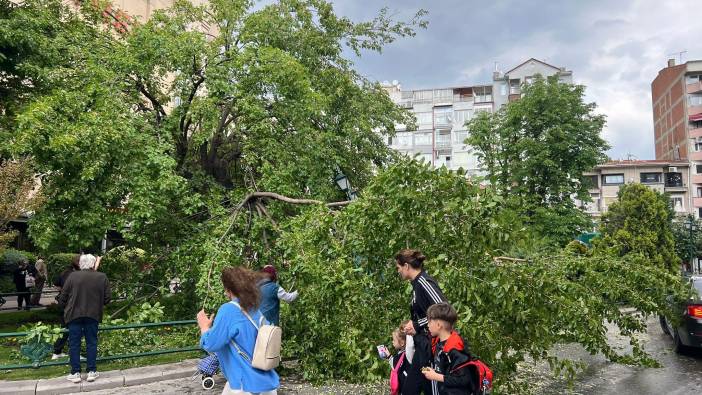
[668,166,678,173]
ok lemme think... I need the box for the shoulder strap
[229,300,260,330]
[393,352,405,371]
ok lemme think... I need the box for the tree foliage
[597,183,678,270]
[466,75,608,245]
[7,0,423,251]
[274,159,688,392]
[671,214,702,267]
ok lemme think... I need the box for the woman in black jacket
[13,259,36,311]
[395,249,448,395]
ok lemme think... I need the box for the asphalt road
[69,316,702,395]
[532,315,702,395]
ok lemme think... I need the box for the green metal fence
[0,320,201,370]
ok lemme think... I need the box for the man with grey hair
[58,254,111,384]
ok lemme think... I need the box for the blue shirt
[200,299,279,392]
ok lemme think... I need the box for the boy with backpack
[422,303,492,395]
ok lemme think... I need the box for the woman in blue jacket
[198,266,279,394]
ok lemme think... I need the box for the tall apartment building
[383,58,573,174]
[652,59,702,216]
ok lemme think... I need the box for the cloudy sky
[329,0,702,160]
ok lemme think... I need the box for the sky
[328,0,702,160]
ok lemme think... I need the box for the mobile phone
[376,344,390,359]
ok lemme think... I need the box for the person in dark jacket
[12,258,37,310]
[57,254,111,384]
[395,249,448,395]
[51,255,80,359]
[422,303,472,395]
[258,264,298,326]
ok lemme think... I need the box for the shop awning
[691,113,702,122]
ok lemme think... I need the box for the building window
[687,74,702,84]
[414,132,432,146]
[435,130,451,145]
[509,79,520,95]
[699,207,702,218]
[474,86,493,103]
[453,109,472,126]
[670,196,684,212]
[434,89,452,100]
[416,112,432,126]
[413,90,433,102]
[697,187,702,197]
[692,120,702,130]
[583,175,598,189]
[640,172,662,184]
[697,164,702,174]
[397,132,412,146]
[602,174,624,185]
[453,131,468,144]
[387,136,393,145]
[665,172,684,187]
[689,94,702,106]
[695,139,702,152]
[433,106,453,126]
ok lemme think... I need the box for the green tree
[466,75,608,245]
[275,159,687,391]
[597,183,678,270]
[672,215,702,269]
[8,0,424,251]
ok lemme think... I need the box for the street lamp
[684,216,699,274]
[334,169,357,200]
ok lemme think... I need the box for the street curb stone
[36,376,81,395]
[79,370,124,392]
[0,379,37,395]
[0,359,198,394]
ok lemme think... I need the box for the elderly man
[57,254,111,384]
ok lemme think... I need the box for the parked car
[659,275,702,353]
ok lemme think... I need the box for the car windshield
[693,280,702,298]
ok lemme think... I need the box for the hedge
[46,253,78,284]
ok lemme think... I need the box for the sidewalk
[1,287,59,313]
[0,359,197,395]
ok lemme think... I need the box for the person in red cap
[258,264,298,325]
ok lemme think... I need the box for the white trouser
[221,381,277,395]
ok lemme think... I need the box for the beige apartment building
[579,160,691,217]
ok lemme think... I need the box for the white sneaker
[51,353,67,360]
[87,371,99,382]
[80,355,86,361]
[66,372,81,383]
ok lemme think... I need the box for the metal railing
[0,320,200,370]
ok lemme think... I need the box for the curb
[0,359,198,394]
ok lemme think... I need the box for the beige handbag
[229,301,282,371]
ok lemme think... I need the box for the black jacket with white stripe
[410,270,447,334]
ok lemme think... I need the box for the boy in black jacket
[422,303,473,395]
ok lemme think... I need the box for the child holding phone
[388,320,414,395]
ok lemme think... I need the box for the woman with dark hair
[395,249,447,395]
[198,266,279,395]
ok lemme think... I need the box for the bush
[1,249,37,274]
[46,253,77,284]
[100,246,155,297]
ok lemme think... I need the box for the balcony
[689,104,702,117]
[688,81,702,94]
[694,197,702,208]
[693,174,702,184]
[690,127,702,139]
[691,151,702,161]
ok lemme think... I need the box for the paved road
[0,287,59,313]
[532,315,702,394]
[69,316,702,395]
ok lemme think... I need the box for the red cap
[261,265,277,282]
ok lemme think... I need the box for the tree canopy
[597,183,678,270]
[466,75,609,245]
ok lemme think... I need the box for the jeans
[68,317,98,373]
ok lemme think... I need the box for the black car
[659,276,702,353]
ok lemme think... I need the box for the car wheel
[672,330,688,354]
[659,315,670,335]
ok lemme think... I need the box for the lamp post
[334,169,357,201]
[684,216,698,274]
